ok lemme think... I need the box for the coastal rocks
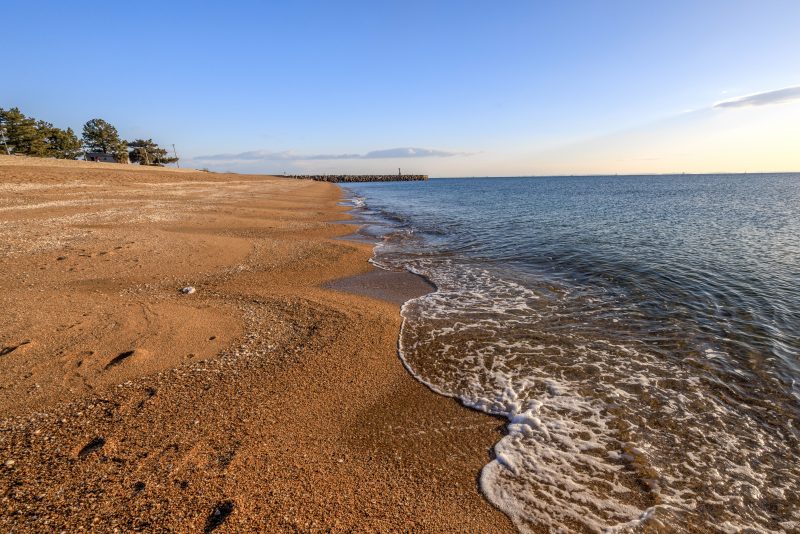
[285,174,428,183]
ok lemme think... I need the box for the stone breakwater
[284,174,428,183]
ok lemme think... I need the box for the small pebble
[4,460,15,467]
[180,286,196,295]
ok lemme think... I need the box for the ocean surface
[342,174,800,533]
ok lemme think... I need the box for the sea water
[343,175,800,533]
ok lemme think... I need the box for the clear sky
[4,1,800,176]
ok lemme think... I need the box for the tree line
[0,107,178,166]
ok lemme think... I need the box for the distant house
[84,152,119,163]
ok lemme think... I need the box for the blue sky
[4,1,800,175]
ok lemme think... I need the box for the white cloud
[360,147,461,158]
[714,86,800,109]
[193,147,466,163]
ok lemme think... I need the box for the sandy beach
[0,156,513,532]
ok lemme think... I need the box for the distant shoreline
[284,173,428,183]
[429,171,800,179]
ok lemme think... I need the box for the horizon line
[425,170,800,179]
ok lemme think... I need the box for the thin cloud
[714,86,800,109]
[195,150,312,162]
[361,147,461,158]
[194,147,466,162]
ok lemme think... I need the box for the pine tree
[0,108,82,159]
[45,126,82,159]
[0,107,42,155]
[81,118,130,163]
[82,118,125,157]
[113,140,129,163]
[128,138,178,166]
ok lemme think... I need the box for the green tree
[0,108,82,159]
[44,125,82,159]
[128,138,178,166]
[26,121,52,157]
[0,107,42,155]
[82,118,128,162]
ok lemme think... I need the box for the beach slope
[0,156,512,532]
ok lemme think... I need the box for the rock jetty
[284,174,428,183]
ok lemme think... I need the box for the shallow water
[343,175,800,533]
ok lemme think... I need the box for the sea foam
[344,177,800,533]
[383,255,799,533]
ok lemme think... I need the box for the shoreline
[0,157,513,532]
[324,268,436,306]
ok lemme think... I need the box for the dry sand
[0,156,513,532]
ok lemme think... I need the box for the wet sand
[325,268,436,306]
[0,156,513,532]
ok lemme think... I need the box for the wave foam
[387,256,799,533]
